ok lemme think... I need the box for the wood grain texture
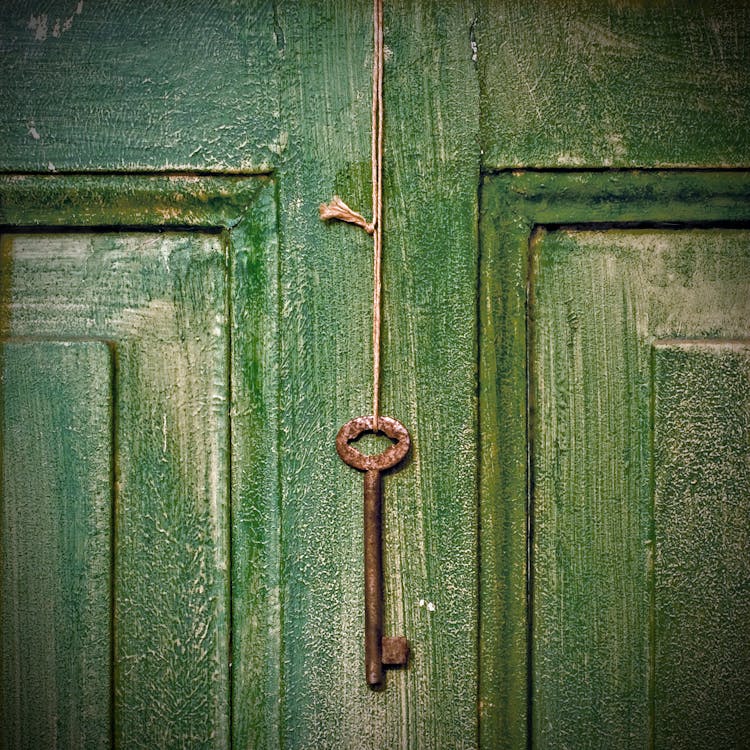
[1,340,113,750]
[532,228,651,748]
[229,181,282,749]
[653,341,750,748]
[477,0,750,168]
[0,174,271,228]
[532,228,750,748]
[0,176,279,748]
[1,231,231,749]
[276,1,479,746]
[479,172,750,749]
[5,4,750,746]
[0,0,278,172]
[478,177,530,750]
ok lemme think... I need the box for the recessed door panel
[531,228,750,748]
[1,231,230,749]
[653,341,750,747]
[1,340,113,750]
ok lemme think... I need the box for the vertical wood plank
[275,6,375,745]
[276,1,479,746]
[385,3,480,745]
[1,340,113,750]
[230,181,282,749]
[531,229,651,749]
[654,341,750,748]
[111,237,231,750]
[478,177,530,750]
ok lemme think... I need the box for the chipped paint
[269,130,288,156]
[29,1,83,42]
[554,153,587,167]
[479,1,750,168]
[27,14,48,41]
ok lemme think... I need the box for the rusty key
[336,415,411,687]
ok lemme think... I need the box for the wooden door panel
[0,0,278,173]
[0,176,280,749]
[2,230,230,749]
[1,340,113,750]
[653,341,750,747]
[480,172,750,749]
[532,228,750,747]
[478,1,750,170]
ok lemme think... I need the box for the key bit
[336,415,411,688]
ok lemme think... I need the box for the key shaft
[364,469,384,686]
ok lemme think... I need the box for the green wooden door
[476,2,750,746]
[2,2,750,749]
[480,173,750,749]
[0,178,280,749]
[3,225,230,746]
[532,225,750,747]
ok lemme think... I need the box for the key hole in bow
[349,430,398,457]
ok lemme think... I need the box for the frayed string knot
[319,196,375,235]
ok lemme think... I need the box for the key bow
[335,415,410,472]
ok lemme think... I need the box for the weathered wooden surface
[477,0,750,168]
[2,2,750,748]
[1,341,113,750]
[531,228,652,748]
[478,176,530,750]
[2,230,230,748]
[0,0,278,172]
[653,341,750,748]
[0,175,279,748]
[229,181,283,750]
[480,173,750,749]
[5,0,750,174]
[276,1,479,746]
[532,228,750,747]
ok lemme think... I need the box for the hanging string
[371,0,384,431]
[319,0,385,432]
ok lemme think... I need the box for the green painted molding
[479,169,750,749]
[0,174,281,748]
[0,174,273,228]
